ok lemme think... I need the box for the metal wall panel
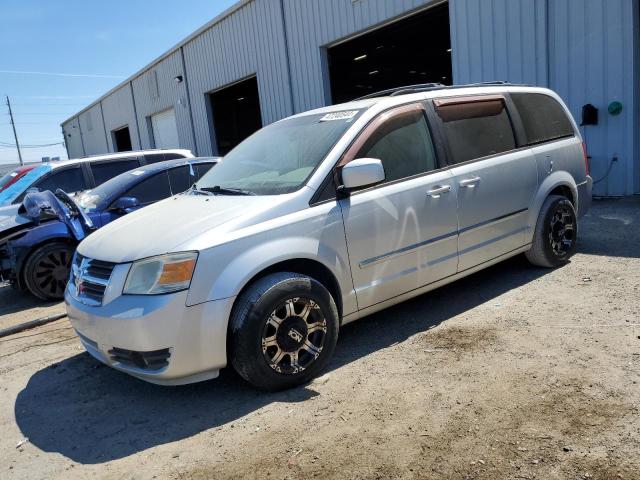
[281,0,436,113]
[100,84,140,152]
[450,0,547,85]
[548,0,636,197]
[131,50,197,154]
[183,0,293,156]
[77,104,107,156]
[61,118,84,159]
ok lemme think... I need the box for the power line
[3,112,79,116]
[0,70,125,79]
[0,141,63,147]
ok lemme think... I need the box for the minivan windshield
[196,110,362,195]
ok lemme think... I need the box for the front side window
[124,171,172,205]
[355,109,437,183]
[91,159,140,185]
[35,167,88,194]
[511,93,575,145]
[436,97,516,164]
[196,111,363,195]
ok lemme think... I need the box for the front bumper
[65,285,235,385]
[577,176,592,218]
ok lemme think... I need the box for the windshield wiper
[201,185,256,196]
[186,184,214,196]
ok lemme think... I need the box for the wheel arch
[232,258,344,319]
[527,172,579,243]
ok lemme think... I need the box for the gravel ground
[0,198,638,480]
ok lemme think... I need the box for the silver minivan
[65,84,592,390]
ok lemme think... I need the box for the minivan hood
[77,194,300,263]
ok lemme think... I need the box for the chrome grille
[70,254,116,306]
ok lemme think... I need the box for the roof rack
[356,81,526,100]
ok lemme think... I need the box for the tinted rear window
[91,159,140,185]
[437,99,516,164]
[143,153,166,164]
[511,93,575,145]
[163,152,188,161]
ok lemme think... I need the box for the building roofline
[61,0,251,127]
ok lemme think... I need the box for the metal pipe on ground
[0,313,67,338]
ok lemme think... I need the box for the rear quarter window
[91,158,140,185]
[511,93,575,145]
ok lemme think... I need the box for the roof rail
[355,81,528,100]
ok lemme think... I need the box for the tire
[23,242,75,301]
[229,272,339,391]
[525,195,578,268]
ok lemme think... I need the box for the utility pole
[6,95,23,166]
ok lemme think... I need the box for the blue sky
[0,0,237,166]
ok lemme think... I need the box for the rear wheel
[23,242,74,301]
[526,195,577,268]
[229,272,339,391]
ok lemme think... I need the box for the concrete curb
[0,313,67,338]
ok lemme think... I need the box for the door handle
[426,185,451,198]
[459,176,481,188]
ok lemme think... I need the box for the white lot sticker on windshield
[320,110,359,122]
[130,170,145,176]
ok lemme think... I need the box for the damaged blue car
[0,157,218,300]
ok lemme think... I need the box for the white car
[66,83,591,390]
[0,149,193,209]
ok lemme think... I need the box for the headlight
[123,252,198,295]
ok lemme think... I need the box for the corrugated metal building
[61,0,639,196]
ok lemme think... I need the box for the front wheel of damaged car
[229,272,339,391]
[23,241,75,301]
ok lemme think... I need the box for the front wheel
[229,272,339,391]
[23,242,75,301]
[526,195,578,268]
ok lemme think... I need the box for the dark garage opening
[209,76,263,155]
[112,126,132,152]
[327,3,452,104]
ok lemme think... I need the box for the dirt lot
[0,198,639,480]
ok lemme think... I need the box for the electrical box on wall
[581,104,598,126]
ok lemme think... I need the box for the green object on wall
[608,101,623,116]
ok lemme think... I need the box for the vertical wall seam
[179,46,199,155]
[99,101,109,152]
[129,82,143,150]
[279,0,296,114]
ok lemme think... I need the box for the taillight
[581,142,590,176]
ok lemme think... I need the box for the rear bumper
[577,176,592,218]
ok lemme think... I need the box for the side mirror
[113,196,140,214]
[340,158,385,191]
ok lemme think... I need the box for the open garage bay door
[209,76,263,156]
[151,108,179,149]
[327,3,452,104]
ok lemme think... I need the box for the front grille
[70,254,116,306]
[108,347,171,371]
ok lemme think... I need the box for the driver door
[338,103,459,309]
